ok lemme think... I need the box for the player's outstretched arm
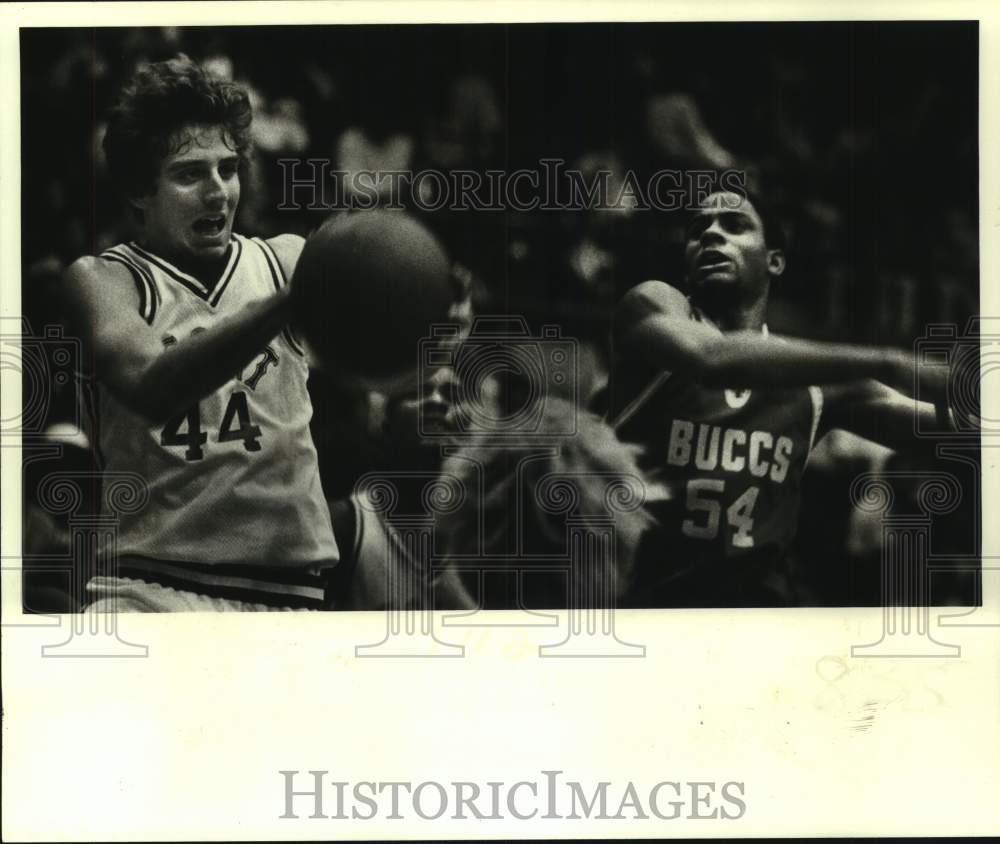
[818,379,951,453]
[615,280,947,402]
[63,245,298,426]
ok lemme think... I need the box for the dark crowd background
[19,23,980,607]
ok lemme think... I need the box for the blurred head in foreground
[435,397,653,609]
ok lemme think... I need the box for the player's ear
[767,249,786,278]
[125,193,149,226]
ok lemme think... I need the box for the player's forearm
[627,312,949,399]
[831,393,943,456]
[626,316,889,389]
[708,334,951,404]
[132,287,293,424]
[694,331,904,389]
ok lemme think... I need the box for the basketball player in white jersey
[609,189,955,606]
[62,55,338,611]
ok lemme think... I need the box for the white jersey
[81,233,338,608]
[337,488,426,611]
[332,489,474,611]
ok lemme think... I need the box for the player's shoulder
[614,279,694,340]
[621,279,690,316]
[264,232,306,280]
[66,253,112,279]
[63,252,134,297]
[60,252,156,343]
[265,232,305,253]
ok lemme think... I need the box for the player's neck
[135,236,231,290]
[720,302,767,333]
[695,294,768,334]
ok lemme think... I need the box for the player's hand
[884,347,958,433]
[883,347,949,403]
[913,349,951,405]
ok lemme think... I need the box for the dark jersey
[609,306,823,605]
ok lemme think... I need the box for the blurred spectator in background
[645,92,737,171]
[19,23,979,607]
[436,397,653,610]
[424,74,503,171]
[22,424,96,613]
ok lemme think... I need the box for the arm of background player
[62,250,295,426]
[818,380,945,455]
[614,280,949,401]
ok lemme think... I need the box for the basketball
[290,210,454,389]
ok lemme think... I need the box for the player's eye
[219,160,239,179]
[686,219,708,239]
[175,167,201,184]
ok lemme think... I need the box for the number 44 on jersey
[158,342,279,461]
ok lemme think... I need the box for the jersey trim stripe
[126,242,209,297]
[252,237,306,357]
[115,570,323,609]
[100,251,157,325]
[253,236,289,287]
[611,325,771,431]
[806,385,824,454]
[352,495,366,562]
[208,236,242,306]
[79,375,105,469]
[610,370,673,431]
[126,239,242,307]
[254,236,284,292]
[325,498,362,609]
[116,557,327,608]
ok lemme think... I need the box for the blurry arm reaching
[62,233,304,426]
[614,280,948,402]
[818,379,950,454]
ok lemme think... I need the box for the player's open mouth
[192,215,227,236]
[697,249,731,269]
[421,411,453,432]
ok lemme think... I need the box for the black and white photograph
[3,2,998,841]
[16,19,982,612]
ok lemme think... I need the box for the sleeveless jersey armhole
[806,385,824,457]
[98,250,158,325]
[251,237,306,357]
[610,369,673,431]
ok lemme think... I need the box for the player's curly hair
[103,54,253,198]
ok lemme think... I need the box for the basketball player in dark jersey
[609,189,953,606]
